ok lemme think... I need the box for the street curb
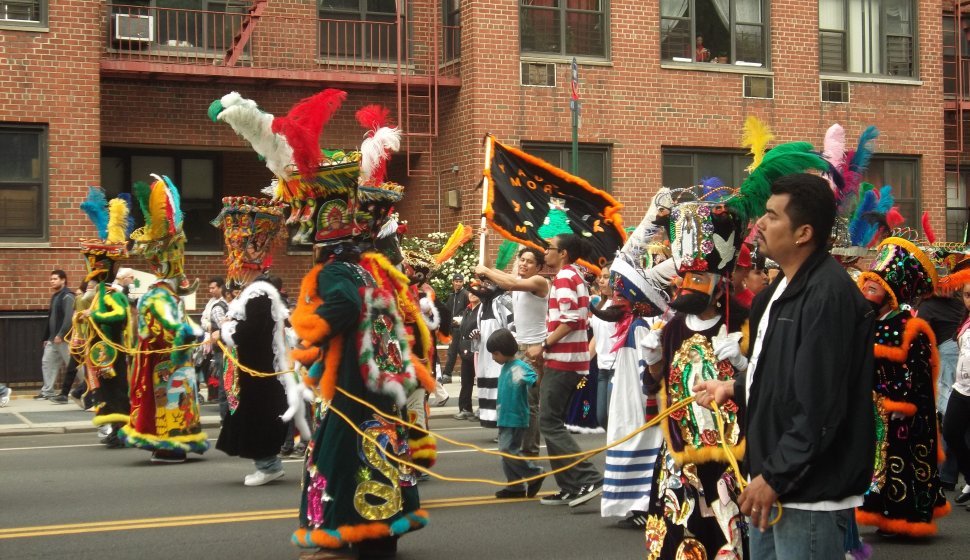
[0,419,224,438]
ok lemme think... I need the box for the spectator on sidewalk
[453,292,481,420]
[37,269,75,400]
[441,273,469,383]
[200,277,228,404]
[0,384,11,407]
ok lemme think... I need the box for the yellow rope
[85,316,201,355]
[215,340,293,378]
[335,385,695,462]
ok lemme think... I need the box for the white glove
[711,325,748,371]
[280,372,311,440]
[641,327,663,366]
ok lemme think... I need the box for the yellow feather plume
[434,223,473,265]
[106,198,129,244]
[741,116,775,172]
[147,178,170,239]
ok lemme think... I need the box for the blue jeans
[596,368,614,429]
[254,454,282,474]
[498,426,543,490]
[748,506,851,560]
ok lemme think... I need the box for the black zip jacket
[733,249,875,503]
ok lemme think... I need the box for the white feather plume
[359,126,401,184]
[217,92,295,179]
[822,123,846,169]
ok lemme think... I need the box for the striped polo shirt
[545,263,590,372]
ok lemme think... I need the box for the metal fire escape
[398,0,439,177]
[945,2,970,240]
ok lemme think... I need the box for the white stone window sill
[520,56,613,68]
[819,73,922,86]
[661,62,772,76]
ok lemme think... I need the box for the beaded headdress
[79,186,132,283]
[211,196,287,286]
[130,174,196,293]
[858,237,938,309]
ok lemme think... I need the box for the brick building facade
[0,1,952,382]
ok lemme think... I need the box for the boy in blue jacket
[488,328,545,499]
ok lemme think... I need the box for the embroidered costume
[77,187,134,446]
[119,175,207,462]
[856,237,951,536]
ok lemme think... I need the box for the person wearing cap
[856,237,951,536]
[730,244,757,309]
[441,272,469,383]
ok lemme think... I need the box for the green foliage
[400,231,478,300]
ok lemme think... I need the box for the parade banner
[482,134,625,272]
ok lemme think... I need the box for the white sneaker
[244,469,285,487]
[97,425,112,443]
[0,388,11,407]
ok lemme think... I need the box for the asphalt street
[1,416,969,560]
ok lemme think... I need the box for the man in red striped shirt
[527,234,604,507]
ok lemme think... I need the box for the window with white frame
[520,0,607,59]
[819,0,916,77]
[0,125,47,239]
[660,0,766,67]
[0,0,45,25]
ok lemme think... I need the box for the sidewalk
[0,380,465,436]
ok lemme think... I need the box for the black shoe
[49,395,69,404]
[495,488,526,499]
[955,490,970,505]
[618,512,649,529]
[526,470,545,498]
[33,393,48,400]
[440,375,452,384]
[539,490,575,506]
[104,434,125,449]
[568,481,604,507]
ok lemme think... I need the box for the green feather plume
[132,181,151,226]
[495,240,518,270]
[728,142,830,224]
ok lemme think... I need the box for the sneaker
[97,424,112,443]
[618,512,649,529]
[33,393,49,400]
[435,396,450,407]
[150,450,186,464]
[526,470,545,498]
[568,482,604,508]
[244,469,285,486]
[69,394,85,409]
[49,395,69,404]
[104,433,125,449]
[495,488,526,499]
[539,490,575,506]
[0,388,11,407]
[440,375,452,384]
[955,486,970,505]
[453,410,473,420]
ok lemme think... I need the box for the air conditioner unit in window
[521,62,556,87]
[114,14,154,42]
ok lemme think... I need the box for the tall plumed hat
[354,104,405,244]
[79,187,133,282]
[211,196,287,286]
[609,206,670,317]
[130,174,195,292]
[858,237,938,308]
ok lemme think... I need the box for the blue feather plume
[848,189,877,246]
[80,186,109,239]
[849,126,879,174]
[116,193,136,235]
[873,185,895,216]
[160,175,183,227]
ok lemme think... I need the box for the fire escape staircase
[224,0,267,67]
[399,0,439,178]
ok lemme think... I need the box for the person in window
[695,35,711,62]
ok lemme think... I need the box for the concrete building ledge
[819,74,923,87]
[661,62,772,76]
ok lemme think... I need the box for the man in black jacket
[441,273,469,383]
[38,269,75,399]
[696,174,875,558]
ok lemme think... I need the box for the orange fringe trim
[291,264,331,345]
[882,399,917,417]
[294,509,430,549]
[858,272,899,311]
[855,509,939,537]
[291,345,321,366]
[481,135,627,275]
[939,268,970,293]
[412,359,436,393]
[934,501,952,519]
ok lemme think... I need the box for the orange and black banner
[483,135,626,272]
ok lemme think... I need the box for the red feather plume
[922,212,936,244]
[886,207,905,229]
[356,104,391,132]
[271,89,348,177]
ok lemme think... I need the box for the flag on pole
[482,134,625,273]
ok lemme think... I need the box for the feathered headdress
[79,187,131,281]
[741,116,774,172]
[434,223,473,265]
[211,196,287,287]
[356,104,401,187]
[130,175,192,288]
[728,142,830,225]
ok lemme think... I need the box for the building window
[319,0,406,61]
[946,168,968,242]
[662,149,749,191]
[443,0,461,61]
[101,149,222,251]
[660,0,766,67]
[0,125,47,239]
[110,1,246,53]
[521,142,611,192]
[819,0,915,77]
[0,0,45,25]
[865,156,919,227]
[520,0,607,59]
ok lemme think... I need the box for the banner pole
[479,135,494,266]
